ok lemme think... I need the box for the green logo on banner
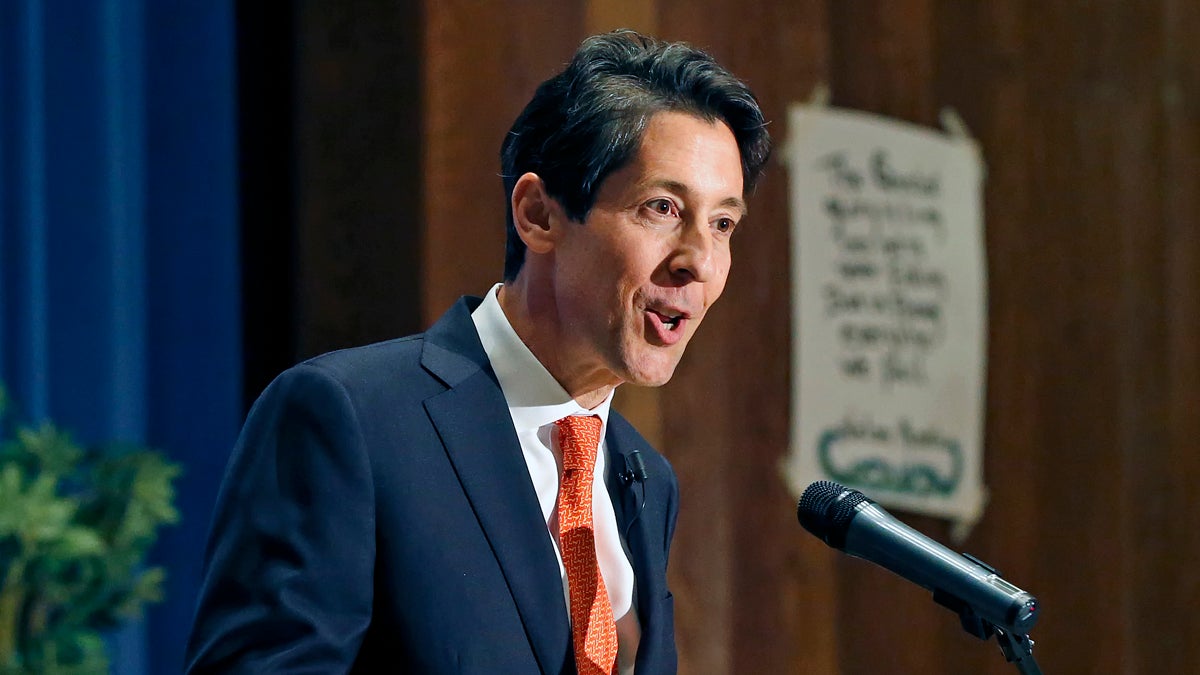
[817,417,962,496]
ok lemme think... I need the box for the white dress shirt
[471,284,640,673]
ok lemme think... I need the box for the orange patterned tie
[556,415,619,675]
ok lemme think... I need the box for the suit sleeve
[185,364,376,674]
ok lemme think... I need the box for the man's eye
[715,218,735,233]
[647,199,674,215]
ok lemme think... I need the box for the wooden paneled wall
[290,1,1200,672]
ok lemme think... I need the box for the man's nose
[668,220,717,283]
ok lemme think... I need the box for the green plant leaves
[0,390,179,673]
[0,468,80,547]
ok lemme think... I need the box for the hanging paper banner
[781,104,988,539]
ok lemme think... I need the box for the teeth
[650,308,683,329]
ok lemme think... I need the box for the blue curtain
[0,1,240,673]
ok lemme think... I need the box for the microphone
[620,450,649,485]
[620,450,649,540]
[797,480,1039,636]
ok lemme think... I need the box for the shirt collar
[471,284,614,435]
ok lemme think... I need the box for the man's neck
[497,280,618,410]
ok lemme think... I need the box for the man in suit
[185,30,769,673]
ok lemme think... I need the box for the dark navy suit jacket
[185,297,679,673]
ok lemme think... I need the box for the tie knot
[556,415,602,473]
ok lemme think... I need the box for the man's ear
[511,172,562,254]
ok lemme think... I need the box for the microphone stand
[993,626,1042,675]
[935,589,1043,674]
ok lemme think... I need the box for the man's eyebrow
[644,179,748,216]
[720,195,749,217]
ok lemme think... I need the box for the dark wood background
[257,1,1200,672]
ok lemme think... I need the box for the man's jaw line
[499,279,693,406]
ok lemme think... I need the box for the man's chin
[624,373,674,388]
[619,353,683,388]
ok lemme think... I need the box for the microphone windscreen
[797,480,868,549]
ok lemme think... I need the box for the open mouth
[649,308,685,330]
[646,307,688,345]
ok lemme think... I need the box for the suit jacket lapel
[606,414,676,672]
[605,427,641,561]
[604,420,660,619]
[421,299,570,675]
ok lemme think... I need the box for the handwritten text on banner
[781,105,988,539]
